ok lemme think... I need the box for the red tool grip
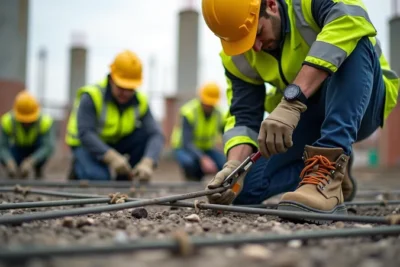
[250,151,262,162]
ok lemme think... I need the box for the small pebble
[62,217,75,228]
[114,230,129,243]
[353,223,373,229]
[76,218,95,228]
[221,217,233,224]
[334,221,345,229]
[155,213,163,219]
[131,208,148,219]
[288,239,302,248]
[168,214,180,221]
[256,216,268,223]
[184,214,201,223]
[116,219,127,229]
[201,223,213,232]
[241,244,272,260]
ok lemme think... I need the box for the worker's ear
[266,0,279,15]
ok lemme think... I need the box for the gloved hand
[131,157,154,182]
[20,157,36,178]
[258,98,307,158]
[206,160,246,205]
[5,159,17,178]
[103,149,132,176]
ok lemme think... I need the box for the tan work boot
[342,154,357,201]
[278,145,349,222]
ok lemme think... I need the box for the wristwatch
[283,84,307,104]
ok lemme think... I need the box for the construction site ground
[0,150,399,267]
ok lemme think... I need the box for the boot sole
[277,201,348,224]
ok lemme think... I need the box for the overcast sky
[26,0,393,119]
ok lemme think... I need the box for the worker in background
[201,0,399,216]
[171,82,226,181]
[65,50,165,182]
[0,91,55,179]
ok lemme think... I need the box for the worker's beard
[262,15,282,51]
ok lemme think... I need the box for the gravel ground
[0,181,400,267]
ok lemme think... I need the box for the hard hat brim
[14,108,40,123]
[111,74,143,90]
[201,95,219,106]
[220,21,258,56]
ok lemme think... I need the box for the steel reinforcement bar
[0,188,399,225]
[0,225,399,261]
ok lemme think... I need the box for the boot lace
[300,155,336,186]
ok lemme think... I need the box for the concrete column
[175,9,199,109]
[67,34,87,104]
[0,0,29,115]
[379,9,400,167]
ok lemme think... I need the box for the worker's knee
[75,164,111,181]
[174,149,198,169]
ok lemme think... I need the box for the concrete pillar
[0,0,29,115]
[67,33,87,104]
[379,8,400,167]
[175,9,199,109]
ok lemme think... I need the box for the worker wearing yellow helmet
[0,91,55,179]
[65,50,165,182]
[202,0,399,218]
[171,82,226,181]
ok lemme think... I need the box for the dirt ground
[0,150,400,267]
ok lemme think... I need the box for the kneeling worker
[0,91,55,179]
[65,50,165,181]
[171,82,226,181]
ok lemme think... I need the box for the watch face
[285,85,299,99]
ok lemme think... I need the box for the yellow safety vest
[65,77,149,146]
[1,112,53,147]
[171,99,225,150]
[222,0,399,154]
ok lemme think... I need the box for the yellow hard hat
[202,0,260,56]
[199,82,221,106]
[13,91,40,123]
[110,50,143,89]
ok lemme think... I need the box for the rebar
[0,225,399,261]
[0,179,204,189]
[0,187,226,225]
[0,198,110,210]
[1,196,399,211]
[1,187,399,225]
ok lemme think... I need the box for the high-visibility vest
[222,0,399,154]
[65,77,149,146]
[171,99,225,151]
[1,112,53,147]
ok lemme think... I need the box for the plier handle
[222,151,262,189]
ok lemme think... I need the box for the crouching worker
[65,50,165,181]
[0,91,55,179]
[171,82,226,181]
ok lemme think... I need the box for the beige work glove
[258,98,307,158]
[103,149,132,176]
[131,157,154,182]
[206,160,246,205]
[5,159,18,178]
[20,157,36,178]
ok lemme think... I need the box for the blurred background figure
[65,50,165,182]
[171,82,226,181]
[0,91,55,179]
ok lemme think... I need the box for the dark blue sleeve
[140,108,165,163]
[226,68,265,134]
[182,116,204,159]
[77,93,111,160]
[311,0,336,28]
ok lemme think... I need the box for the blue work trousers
[174,148,226,181]
[72,128,149,181]
[234,36,386,205]
[0,139,48,171]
